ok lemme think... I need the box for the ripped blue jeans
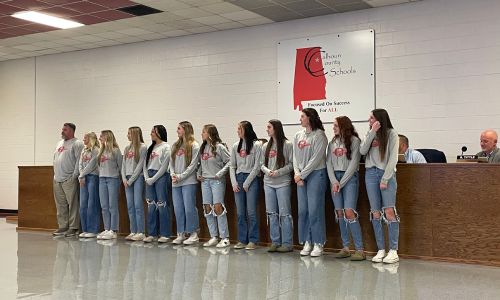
[264,184,293,247]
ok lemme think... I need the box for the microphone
[461,146,467,155]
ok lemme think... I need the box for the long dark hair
[237,121,258,154]
[146,125,168,165]
[333,116,359,160]
[200,124,224,157]
[302,108,324,131]
[265,119,287,169]
[371,108,394,160]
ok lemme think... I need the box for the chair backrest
[415,149,447,163]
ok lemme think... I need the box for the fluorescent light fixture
[12,11,84,29]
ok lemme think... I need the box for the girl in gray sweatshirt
[97,130,122,240]
[326,116,365,261]
[359,108,400,264]
[230,121,262,250]
[197,124,231,248]
[121,126,147,241]
[170,121,200,245]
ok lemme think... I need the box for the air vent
[118,5,163,16]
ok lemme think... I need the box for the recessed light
[12,11,84,29]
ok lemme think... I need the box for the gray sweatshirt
[197,143,230,179]
[359,128,399,184]
[293,129,328,180]
[261,140,293,188]
[98,148,122,178]
[169,141,200,187]
[121,144,147,185]
[326,136,361,188]
[78,147,99,179]
[143,142,171,184]
[53,138,84,182]
[230,140,263,189]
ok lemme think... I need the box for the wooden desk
[18,164,500,266]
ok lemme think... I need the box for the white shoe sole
[383,257,399,264]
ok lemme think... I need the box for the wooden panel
[18,164,500,265]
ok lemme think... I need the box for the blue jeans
[234,173,260,244]
[297,168,327,245]
[125,175,145,234]
[264,184,293,247]
[201,178,229,239]
[79,174,100,234]
[365,167,399,250]
[145,170,172,237]
[331,171,364,250]
[172,183,199,234]
[99,177,120,231]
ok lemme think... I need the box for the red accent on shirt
[201,152,212,161]
[100,155,109,163]
[150,152,159,160]
[57,146,65,153]
[126,151,135,159]
[269,150,277,158]
[177,148,185,157]
[82,154,92,162]
[333,147,347,157]
[239,150,247,158]
[371,140,379,147]
[298,140,311,150]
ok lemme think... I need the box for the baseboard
[0,209,18,216]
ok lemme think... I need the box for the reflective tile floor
[2,219,500,300]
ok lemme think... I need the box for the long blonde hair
[81,132,100,159]
[171,121,195,165]
[98,130,119,165]
[128,126,144,163]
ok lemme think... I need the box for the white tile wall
[2,0,500,209]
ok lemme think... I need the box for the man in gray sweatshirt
[476,129,500,163]
[53,123,84,237]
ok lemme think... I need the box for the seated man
[398,134,427,163]
[476,130,500,163]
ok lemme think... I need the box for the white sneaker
[97,230,109,240]
[143,236,156,243]
[125,233,136,241]
[183,232,199,245]
[372,250,386,263]
[79,232,87,238]
[203,237,218,247]
[158,236,171,243]
[382,249,399,264]
[310,243,323,257]
[132,233,145,241]
[172,233,186,245]
[84,232,97,238]
[300,241,312,256]
[101,230,117,240]
[216,238,230,248]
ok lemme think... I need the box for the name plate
[456,155,488,163]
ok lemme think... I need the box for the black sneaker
[64,229,78,237]
[52,228,68,236]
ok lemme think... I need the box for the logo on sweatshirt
[333,147,347,157]
[100,155,109,163]
[298,140,311,149]
[201,152,213,160]
[57,146,65,153]
[177,148,185,157]
[269,150,277,158]
[150,152,159,160]
[82,154,92,162]
[239,149,247,158]
[126,151,135,159]
[371,139,379,147]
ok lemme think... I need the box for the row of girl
[77,107,400,264]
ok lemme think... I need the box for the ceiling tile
[238,16,273,26]
[0,31,15,38]
[70,14,107,25]
[92,9,133,21]
[39,6,81,18]
[186,25,217,34]
[37,0,83,4]
[0,26,35,35]
[62,1,108,14]
[23,23,57,32]
[0,3,22,15]
[0,16,31,26]
[88,0,137,9]
[170,7,213,18]
[198,2,243,14]
[191,15,231,25]
[212,21,245,30]
[221,10,263,21]
[5,0,52,10]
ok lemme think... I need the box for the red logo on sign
[334,148,347,157]
[293,47,327,111]
[298,140,311,149]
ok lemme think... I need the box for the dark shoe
[64,229,78,237]
[350,250,366,261]
[268,244,279,252]
[335,249,351,258]
[52,228,68,236]
[276,246,293,253]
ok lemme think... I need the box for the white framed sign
[277,29,375,124]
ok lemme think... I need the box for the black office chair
[415,149,447,163]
